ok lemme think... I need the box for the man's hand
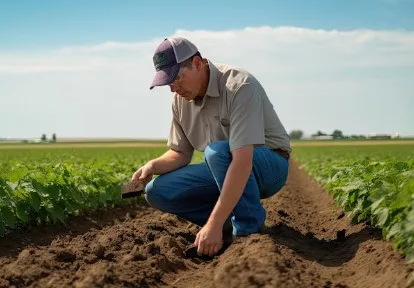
[131,162,154,184]
[194,223,223,257]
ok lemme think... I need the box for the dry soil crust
[0,161,413,288]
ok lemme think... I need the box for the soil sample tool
[121,179,147,199]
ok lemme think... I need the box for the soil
[0,161,413,288]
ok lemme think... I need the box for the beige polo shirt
[167,60,291,154]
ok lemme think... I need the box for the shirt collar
[205,59,220,97]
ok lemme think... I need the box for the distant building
[367,133,392,140]
[25,138,42,143]
[311,135,334,140]
[392,133,400,139]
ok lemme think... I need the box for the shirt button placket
[202,104,211,142]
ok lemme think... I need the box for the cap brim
[149,64,180,90]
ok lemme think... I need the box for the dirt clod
[336,229,346,242]
[92,244,106,259]
[121,178,148,199]
[278,209,289,217]
[54,249,77,263]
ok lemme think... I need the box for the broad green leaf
[45,203,57,223]
[405,209,414,232]
[375,207,389,227]
[45,185,60,200]
[385,222,401,241]
[8,166,29,183]
[29,192,41,212]
[54,203,65,224]
[393,161,408,172]
[0,219,5,236]
[0,206,16,228]
[370,197,384,211]
[15,201,30,222]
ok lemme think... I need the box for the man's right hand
[131,162,154,184]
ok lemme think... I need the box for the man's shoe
[222,219,233,237]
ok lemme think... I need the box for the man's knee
[144,177,165,210]
[204,141,231,163]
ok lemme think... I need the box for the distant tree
[289,130,304,140]
[41,134,47,142]
[332,130,344,139]
[52,133,57,142]
[312,130,327,137]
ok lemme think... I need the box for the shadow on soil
[0,198,151,258]
[265,222,382,267]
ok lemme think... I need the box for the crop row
[0,147,175,236]
[292,144,414,263]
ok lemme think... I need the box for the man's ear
[193,56,203,71]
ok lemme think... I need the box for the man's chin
[180,93,195,101]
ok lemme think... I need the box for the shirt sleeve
[167,99,194,152]
[228,83,265,151]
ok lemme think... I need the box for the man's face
[169,58,202,101]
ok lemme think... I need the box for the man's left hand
[194,223,223,257]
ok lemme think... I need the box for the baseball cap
[149,37,199,90]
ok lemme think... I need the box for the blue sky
[0,0,413,140]
[1,0,413,50]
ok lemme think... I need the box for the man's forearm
[149,149,193,175]
[206,158,252,227]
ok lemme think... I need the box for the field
[0,140,413,287]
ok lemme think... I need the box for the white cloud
[2,26,414,75]
[0,26,413,139]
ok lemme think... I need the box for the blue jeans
[144,141,289,236]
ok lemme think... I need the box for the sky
[1,0,413,140]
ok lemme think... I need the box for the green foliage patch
[0,146,177,236]
[292,144,414,263]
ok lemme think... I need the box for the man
[131,36,291,257]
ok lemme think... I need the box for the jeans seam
[237,196,259,234]
[273,168,288,183]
